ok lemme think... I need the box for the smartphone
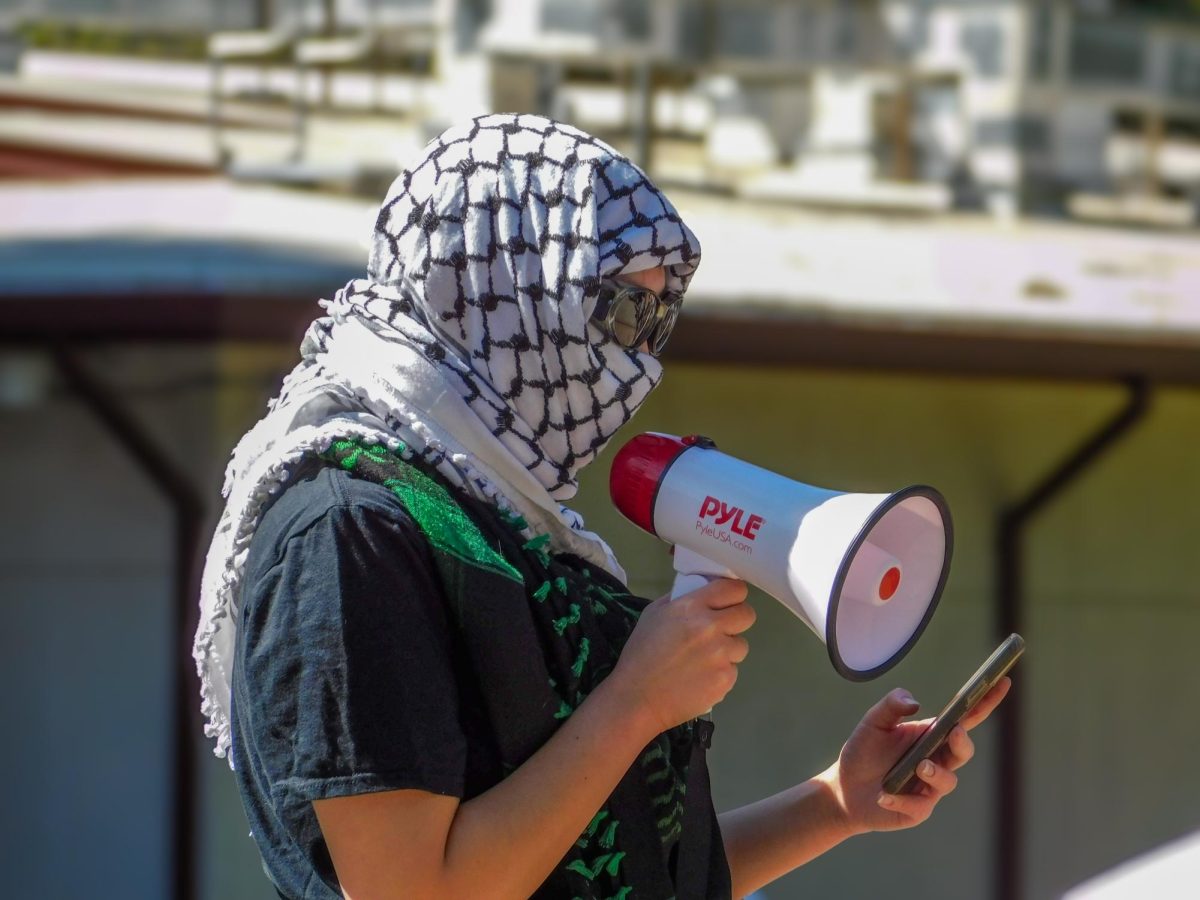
[881,633,1025,795]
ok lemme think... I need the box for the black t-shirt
[232,466,503,899]
[231,464,728,899]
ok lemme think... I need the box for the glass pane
[1069,18,1145,86]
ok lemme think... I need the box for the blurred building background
[0,1,1197,899]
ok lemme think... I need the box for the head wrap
[194,113,702,762]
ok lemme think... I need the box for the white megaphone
[610,433,953,681]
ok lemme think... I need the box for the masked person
[195,114,1007,900]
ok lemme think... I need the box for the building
[484,0,1200,220]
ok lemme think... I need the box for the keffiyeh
[194,113,702,762]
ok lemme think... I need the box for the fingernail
[920,760,936,778]
[899,693,917,706]
[878,793,894,807]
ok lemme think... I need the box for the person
[194,113,1009,900]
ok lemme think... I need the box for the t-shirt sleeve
[236,497,469,804]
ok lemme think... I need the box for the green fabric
[327,439,521,583]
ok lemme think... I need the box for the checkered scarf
[195,113,702,762]
[360,112,701,497]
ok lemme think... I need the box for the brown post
[254,0,276,30]
[1144,107,1164,196]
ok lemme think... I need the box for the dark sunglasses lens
[649,301,680,355]
[610,291,656,348]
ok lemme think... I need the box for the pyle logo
[698,496,764,540]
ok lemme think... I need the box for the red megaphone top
[610,433,716,536]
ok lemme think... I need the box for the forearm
[321,580,755,899]
[439,675,661,898]
[718,765,861,899]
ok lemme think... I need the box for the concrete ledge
[738,171,952,214]
[0,75,293,130]
[208,29,295,61]
[1068,192,1197,229]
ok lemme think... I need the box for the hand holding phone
[882,633,1024,795]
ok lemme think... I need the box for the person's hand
[817,678,1011,835]
[608,579,754,733]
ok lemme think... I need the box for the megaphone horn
[610,433,953,681]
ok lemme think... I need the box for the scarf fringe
[194,383,606,765]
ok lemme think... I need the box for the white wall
[0,349,180,899]
[576,364,1200,900]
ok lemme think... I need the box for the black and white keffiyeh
[195,113,702,762]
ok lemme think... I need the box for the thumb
[863,688,920,732]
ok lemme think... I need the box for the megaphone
[610,433,953,681]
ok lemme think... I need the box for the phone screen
[881,633,1024,795]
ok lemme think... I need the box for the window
[1068,18,1145,86]
[974,116,1049,153]
[1168,42,1200,100]
[1028,3,1054,81]
[833,2,857,59]
[714,2,774,58]
[963,19,1006,80]
[541,0,601,34]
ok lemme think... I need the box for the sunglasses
[591,281,683,357]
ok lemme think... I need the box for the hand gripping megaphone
[610,433,953,681]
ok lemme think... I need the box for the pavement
[3,175,1197,347]
[676,191,1200,344]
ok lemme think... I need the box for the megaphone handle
[670,544,739,600]
[670,546,738,715]
[671,572,714,598]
